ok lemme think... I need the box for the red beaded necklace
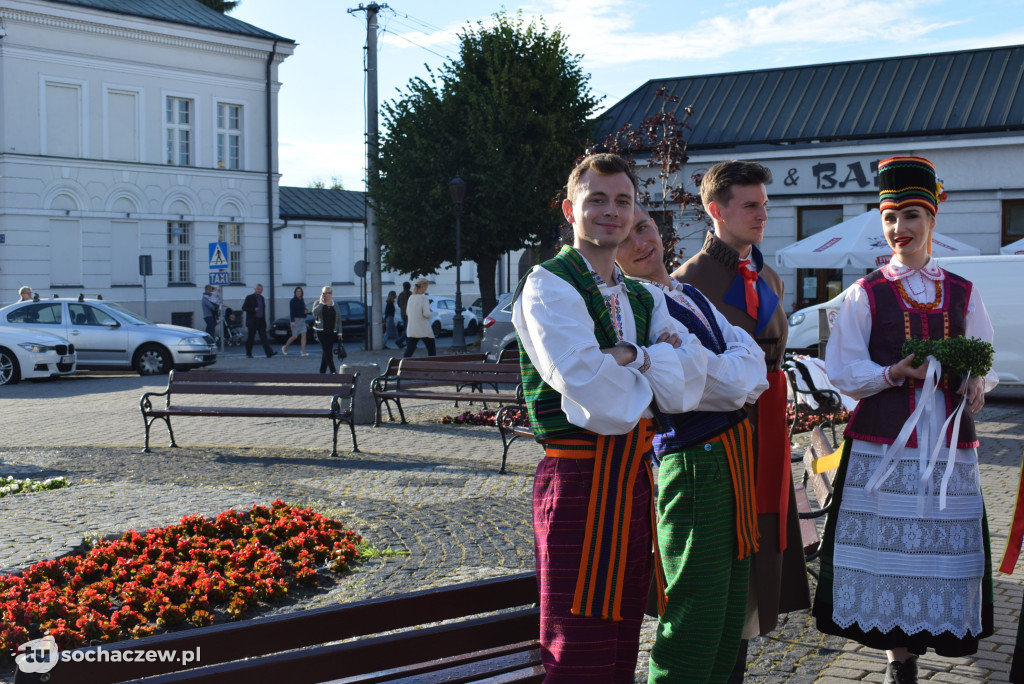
[895,276,942,310]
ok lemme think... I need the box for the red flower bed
[440,408,529,427]
[787,404,851,435]
[0,500,360,658]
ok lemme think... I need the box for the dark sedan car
[271,299,367,342]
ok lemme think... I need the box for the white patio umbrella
[775,209,981,269]
[1000,237,1024,255]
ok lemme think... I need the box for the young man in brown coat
[673,160,810,680]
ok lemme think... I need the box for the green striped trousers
[649,440,750,683]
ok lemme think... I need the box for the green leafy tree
[196,0,240,13]
[369,11,600,314]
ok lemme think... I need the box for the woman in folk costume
[813,156,997,684]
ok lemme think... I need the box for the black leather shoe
[883,656,918,684]
[246,354,254,358]
[267,351,277,358]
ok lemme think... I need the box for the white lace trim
[832,568,984,638]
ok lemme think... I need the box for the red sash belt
[1000,458,1024,574]
[755,370,791,552]
[543,418,661,620]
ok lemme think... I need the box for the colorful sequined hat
[878,156,946,214]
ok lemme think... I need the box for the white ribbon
[919,368,972,512]
[864,356,941,497]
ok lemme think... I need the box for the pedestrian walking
[241,284,275,358]
[382,290,399,349]
[312,286,343,373]
[396,280,412,345]
[281,286,309,356]
[402,278,435,358]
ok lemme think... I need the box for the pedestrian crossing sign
[209,242,229,270]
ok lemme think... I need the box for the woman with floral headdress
[812,156,997,684]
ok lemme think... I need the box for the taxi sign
[209,272,229,286]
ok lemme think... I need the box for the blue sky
[230,0,1024,191]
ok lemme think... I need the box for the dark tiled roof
[597,44,1024,150]
[46,0,292,42]
[279,187,366,222]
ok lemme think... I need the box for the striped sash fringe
[717,419,760,559]
[543,418,658,621]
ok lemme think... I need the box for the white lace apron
[831,360,985,638]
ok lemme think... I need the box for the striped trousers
[533,455,653,682]
[649,439,750,683]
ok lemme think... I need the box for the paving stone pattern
[1,347,1022,682]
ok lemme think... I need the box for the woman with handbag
[312,286,344,374]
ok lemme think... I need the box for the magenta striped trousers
[533,455,653,682]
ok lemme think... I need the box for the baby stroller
[221,308,245,347]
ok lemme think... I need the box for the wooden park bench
[139,371,359,457]
[793,422,840,571]
[495,385,535,474]
[370,358,520,427]
[13,572,542,684]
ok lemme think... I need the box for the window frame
[167,221,193,284]
[795,205,846,310]
[165,95,194,166]
[215,101,244,170]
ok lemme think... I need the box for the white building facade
[0,0,294,325]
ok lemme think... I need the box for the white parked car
[785,255,1024,385]
[786,287,851,353]
[0,298,216,376]
[0,326,77,385]
[428,297,480,337]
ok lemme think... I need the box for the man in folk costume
[513,153,714,681]
[673,161,811,680]
[616,205,768,683]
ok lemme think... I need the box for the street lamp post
[448,175,467,351]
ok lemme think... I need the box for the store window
[795,206,845,310]
[1003,200,1024,249]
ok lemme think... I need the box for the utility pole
[348,2,387,351]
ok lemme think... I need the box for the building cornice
[0,7,289,63]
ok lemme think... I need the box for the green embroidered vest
[516,246,655,440]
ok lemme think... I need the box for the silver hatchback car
[0,298,216,375]
[480,292,516,360]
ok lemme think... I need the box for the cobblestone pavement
[1,346,1022,682]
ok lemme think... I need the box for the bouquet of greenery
[901,335,995,378]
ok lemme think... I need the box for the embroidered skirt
[813,439,994,656]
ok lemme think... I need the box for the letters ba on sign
[765,157,881,195]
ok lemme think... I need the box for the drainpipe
[266,39,278,320]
